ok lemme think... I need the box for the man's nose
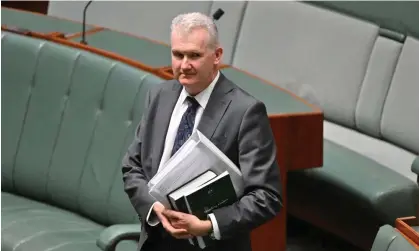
[181,57,191,69]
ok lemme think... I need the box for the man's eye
[190,53,200,58]
[173,52,183,58]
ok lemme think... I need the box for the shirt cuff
[208,213,221,240]
[146,202,160,226]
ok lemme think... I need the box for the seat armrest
[370,225,397,251]
[412,156,419,182]
[96,224,141,251]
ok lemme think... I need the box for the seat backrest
[380,37,419,154]
[353,34,419,154]
[1,31,164,226]
[233,1,379,128]
[231,1,419,155]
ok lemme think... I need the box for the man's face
[171,28,222,92]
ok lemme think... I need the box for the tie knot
[186,96,199,109]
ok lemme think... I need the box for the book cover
[167,170,216,212]
[183,171,237,249]
[167,170,216,246]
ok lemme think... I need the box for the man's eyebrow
[172,49,201,54]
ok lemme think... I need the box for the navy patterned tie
[171,96,200,157]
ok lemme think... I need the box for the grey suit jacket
[122,73,283,251]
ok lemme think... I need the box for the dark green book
[167,170,217,211]
[183,170,237,249]
[167,170,217,246]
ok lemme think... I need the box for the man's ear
[214,47,223,65]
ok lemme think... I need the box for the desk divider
[1,9,325,251]
[396,217,419,249]
[62,27,105,40]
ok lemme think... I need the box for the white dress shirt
[146,71,221,240]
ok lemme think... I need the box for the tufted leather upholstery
[1,31,164,251]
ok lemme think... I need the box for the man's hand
[153,202,192,239]
[162,209,212,237]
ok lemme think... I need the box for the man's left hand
[162,209,212,237]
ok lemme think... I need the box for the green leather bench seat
[2,192,139,251]
[1,31,164,251]
[371,225,418,251]
[288,139,419,247]
[2,192,102,251]
[70,30,172,68]
[1,7,95,34]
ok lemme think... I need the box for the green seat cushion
[1,192,138,251]
[289,139,419,223]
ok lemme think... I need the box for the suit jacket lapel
[198,73,234,140]
[152,83,182,174]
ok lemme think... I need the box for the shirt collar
[180,70,220,109]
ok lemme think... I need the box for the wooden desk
[1,7,102,38]
[396,216,419,249]
[69,30,172,69]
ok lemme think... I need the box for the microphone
[80,0,93,44]
[212,8,225,21]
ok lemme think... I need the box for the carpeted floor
[286,216,364,251]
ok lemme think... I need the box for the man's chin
[178,76,197,85]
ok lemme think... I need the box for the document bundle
[147,131,244,249]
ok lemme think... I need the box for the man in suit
[122,12,283,251]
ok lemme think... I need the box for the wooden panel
[251,110,322,251]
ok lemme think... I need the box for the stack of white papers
[148,130,244,208]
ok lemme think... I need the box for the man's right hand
[153,202,192,239]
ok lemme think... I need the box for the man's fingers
[158,213,174,230]
[171,221,186,229]
[156,211,167,223]
[158,212,189,238]
[163,209,184,219]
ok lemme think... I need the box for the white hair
[171,12,219,50]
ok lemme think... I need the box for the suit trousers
[141,225,222,251]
